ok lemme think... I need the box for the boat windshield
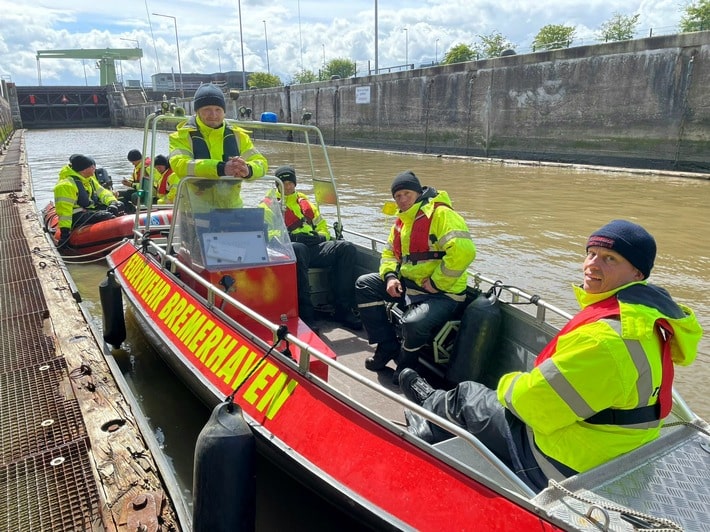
[171,176,296,270]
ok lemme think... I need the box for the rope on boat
[547,479,683,531]
[224,325,291,412]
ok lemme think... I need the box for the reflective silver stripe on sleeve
[538,358,597,419]
[438,230,471,247]
[440,263,465,278]
[187,161,198,176]
[600,319,654,409]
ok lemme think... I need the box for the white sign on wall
[355,86,371,104]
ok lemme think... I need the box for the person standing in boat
[399,220,702,492]
[266,165,362,330]
[53,154,124,248]
[153,154,178,205]
[355,170,476,385]
[168,83,268,209]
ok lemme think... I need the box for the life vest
[157,168,174,195]
[392,202,448,264]
[284,196,316,232]
[189,126,239,160]
[535,295,674,423]
[71,176,100,210]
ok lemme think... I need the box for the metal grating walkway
[0,139,23,193]
[0,146,103,531]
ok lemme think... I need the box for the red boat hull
[109,241,561,531]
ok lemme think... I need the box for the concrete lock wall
[125,31,710,172]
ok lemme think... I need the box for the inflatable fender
[445,291,501,385]
[99,271,126,349]
[193,402,256,531]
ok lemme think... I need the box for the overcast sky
[0,0,687,87]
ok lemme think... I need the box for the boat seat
[308,267,331,309]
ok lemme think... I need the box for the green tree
[532,24,576,51]
[247,72,282,89]
[598,12,640,42]
[474,31,515,59]
[442,43,478,65]
[680,0,710,32]
[323,58,356,79]
[292,69,319,84]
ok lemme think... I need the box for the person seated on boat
[118,149,154,210]
[168,83,268,209]
[399,220,702,493]
[53,154,125,248]
[153,154,179,205]
[265,165,362,330]
[355,170,476,384]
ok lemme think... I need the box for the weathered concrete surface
[123,31,710,172]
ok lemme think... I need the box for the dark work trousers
[355,272,459,352]
[414,381,551,492]
[72,209,115,229]
[292,239,358,320]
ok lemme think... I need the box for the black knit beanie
[275,165,297,185]
[391,170,423,197]
[69,154,95,172]
[586,219,657,279]
[193,84,226,111]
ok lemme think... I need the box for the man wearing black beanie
[53,154,123,248]
[398,219,701,493]
[168,83,268,209]
[355,170,476,385]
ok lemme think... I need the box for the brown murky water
[26,127,709,521]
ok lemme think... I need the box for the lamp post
[152,12,183,97]
[263,20,270,74]
[120,37,144,87]
[374,0,378,74]
[403,27,408,68]
[237,0,247,89]
[435,38,439,64]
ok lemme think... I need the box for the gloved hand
[113,201,125,215]
[58,228,71,247]
[107,202,120,216]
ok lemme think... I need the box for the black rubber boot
[392,349,418,385]
[365,342,400,371]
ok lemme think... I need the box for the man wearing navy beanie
[168,83,268,208]
[398,219,701,494]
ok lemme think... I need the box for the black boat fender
[99,271,126,349]
[445,290,502,385]
[193,402,256,531]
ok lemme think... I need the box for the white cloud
[0,0,684,86]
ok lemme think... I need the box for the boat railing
[139,235,536,498]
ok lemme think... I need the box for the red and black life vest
[535,295,674,423]
[157,168,174,195]
[284,196,316,233]
[392,202,448,264]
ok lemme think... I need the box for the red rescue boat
[103,117,708,531]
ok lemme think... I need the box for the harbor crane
[36,48,143,86]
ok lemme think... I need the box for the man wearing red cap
[399,219,702,492]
